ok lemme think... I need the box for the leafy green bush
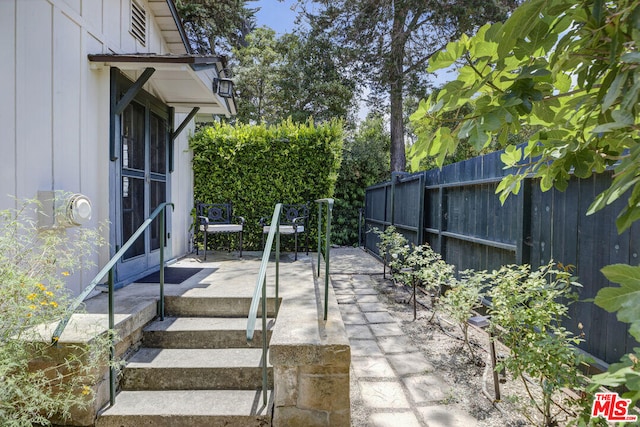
[374,226,454,316]
[190,119,343,251]
[487,262,585,427]
[0,200,111,426]
[441,270,488,359]
[332,115,390,246]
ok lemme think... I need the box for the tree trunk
[389,1,407,172]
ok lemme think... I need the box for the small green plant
[374,227,454,318]
[0,200,112,426]
[373,226,408,277]
[487,261,585,427]
[441,269,488,358]
[397,243,454,308]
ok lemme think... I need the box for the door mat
[136,267,205,284]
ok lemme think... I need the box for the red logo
[591,392,638,422]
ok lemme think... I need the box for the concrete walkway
[329,247,478,427]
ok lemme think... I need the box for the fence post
[516,178,532,265]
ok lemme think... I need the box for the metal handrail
[315,198,334,321]
[246,203,281,406]
[51,202,174,406]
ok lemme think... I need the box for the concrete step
[121,348,273,391]
[96,389,272,427]
[165,295,278,317]
[143,317,274,349]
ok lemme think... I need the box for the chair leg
[203,232,207,260]
[294,232,298,261]
[239,231,243,258]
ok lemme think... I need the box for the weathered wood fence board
[364,150,639,364]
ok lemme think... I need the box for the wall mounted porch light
[213,77,234,98]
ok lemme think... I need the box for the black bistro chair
[260,203,309,260]
[196,202,245,260]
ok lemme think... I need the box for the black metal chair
[196,202,245,259]
[260,203,309,260]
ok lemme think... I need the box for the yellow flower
[27,293,37,301]
[81,385,91,395]
[49,301,58,308]
[26,313,32,318]
[28,304,36,310]
[62,271,70,277]
[37,283,46,291]
[40,301,48,306]
[45,291,54,297]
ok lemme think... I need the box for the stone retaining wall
[269,263,350,426]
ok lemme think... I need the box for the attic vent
[130,0,146,46]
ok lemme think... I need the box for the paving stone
[336,294,357,304]
[402,375,451,403]
[417,406,478,427]
[387,352,434,376]
[358,381,410,408]
[338,304,362,315]
[349,339,384,357]
[364,311,396,323]
[370,322,405,337]
[345,324,374,340]
[356,294,380,303]
[351,357,396,378]
[351,274,373,289]
[330,276,352,288]
[340,312,367,325]
[353,287,379,295]
[377,335,419,354]
[333,288,355,295]
[368,412,423,427]
[359,302,387,312]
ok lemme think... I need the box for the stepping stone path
[330,248,479,427]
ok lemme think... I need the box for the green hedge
[190,119,343,251]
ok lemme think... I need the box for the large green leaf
[596,264,640,341]
[498,0,548,58]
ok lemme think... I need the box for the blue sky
[252,0,300,35]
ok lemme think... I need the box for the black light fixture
[213,77,234,98]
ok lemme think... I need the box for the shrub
[190,119,343,251]
[0,200,112,426]
[441,270,488,358]
[332,115,390,246]
[487,262,585,427]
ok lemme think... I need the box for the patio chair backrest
[196,202,233,225]
[281,203,309,226]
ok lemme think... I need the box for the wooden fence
[364,150,639,365]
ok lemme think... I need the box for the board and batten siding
[0,0,195,295]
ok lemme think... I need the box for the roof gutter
[166,0,192,55]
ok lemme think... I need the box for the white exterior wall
[0,0,194,295]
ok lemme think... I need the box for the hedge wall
[190,119,343,252]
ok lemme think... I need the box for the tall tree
[232,27,356,124]
[305,0,519,171]
[232,27,280,123]
[176,0,257,55]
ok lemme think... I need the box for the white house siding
[171,114,195,258]
[0,0,195,296]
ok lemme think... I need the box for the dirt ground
[349,274,585,427]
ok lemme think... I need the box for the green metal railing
[246,203,281,406]
[315,198,334,321]
[51,202,174,406]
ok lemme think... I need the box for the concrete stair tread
[99,389,271,417]
[127,347,269,369]
[144,317,274,332]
